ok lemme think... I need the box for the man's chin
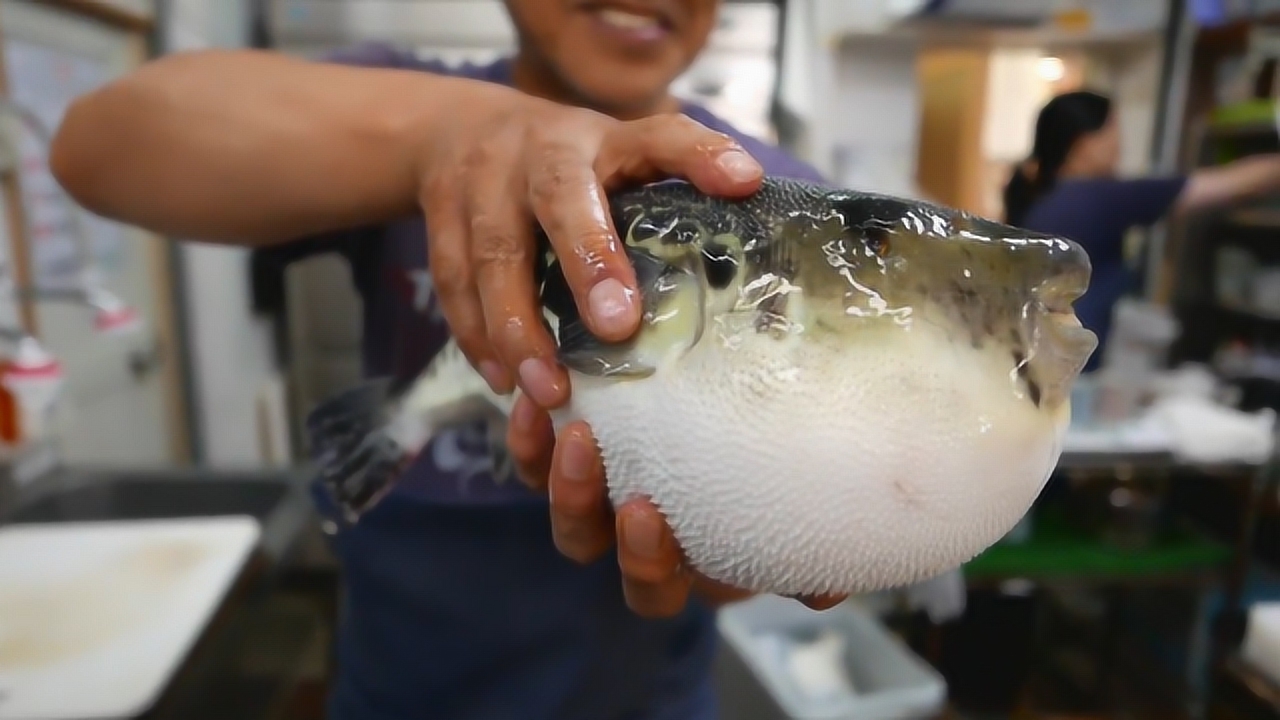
[561,67,682,118]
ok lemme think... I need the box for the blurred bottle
[0,365,20,445]
[0,337,63,446]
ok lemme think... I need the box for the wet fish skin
[305,177,1096,597]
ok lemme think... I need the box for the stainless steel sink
[1,468,317,561]
[8,476,288,523]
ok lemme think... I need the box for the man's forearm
[50,49,477,245]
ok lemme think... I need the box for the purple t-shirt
[294,43,827,720]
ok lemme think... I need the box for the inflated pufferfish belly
[304,177,1098,598]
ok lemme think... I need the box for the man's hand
[506,393,848,617]
[410,80,846,614]
[416,81,765,412]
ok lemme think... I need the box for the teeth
[598,8,660,30]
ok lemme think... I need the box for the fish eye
[701,242,738,290]
[864,229,890,258]
[630,218,665,243]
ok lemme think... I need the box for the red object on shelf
[2,356,62,381]
[0,363,20,445]
[0,339,63,446]
[94,305,140,335]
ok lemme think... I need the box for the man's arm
[49,49,491,246]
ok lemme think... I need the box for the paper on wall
[2,39,127,288]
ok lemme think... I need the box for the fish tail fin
[305,378,405,523]
[304,338,513,523]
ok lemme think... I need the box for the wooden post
[0,21,40,337]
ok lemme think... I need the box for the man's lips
[579,2,676,42]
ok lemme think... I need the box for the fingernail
[588,278,637,337]
[518,357,564,407]
[716,149,761,183]
[560,435,595,483]
[623,513,664,559]
[511,394,538,434]
[478,361,511,393]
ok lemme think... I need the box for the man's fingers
[548,422,614,564]
[421,179,509,392]
[466,151,568,408]
[598,114,764,199]
[525,139,641,344]
[507,392,554,491]
[616,499,692,618]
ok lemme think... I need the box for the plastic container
[1253,268,1280,317]
[1102,299,1180,374]
[1243,602,1280,686]
[0,337,64,441]
[1216,246,1258,308]
[1093,364,1152,424]
[717,595,947,720]
[1068,373,1098,428]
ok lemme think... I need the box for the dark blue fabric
[316,484,720,720]
[290,44,828,720]
[1020,176,1187,370]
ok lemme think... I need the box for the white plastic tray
[0,517,261,719]
[1244,602,1280,687]
[718,595,947,720]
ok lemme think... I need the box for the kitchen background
[0,1,1278,719]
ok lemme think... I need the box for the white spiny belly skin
[552,320,1068,598]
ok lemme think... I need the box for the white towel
[1244,603,1280,687]
[1149,395,1276,466]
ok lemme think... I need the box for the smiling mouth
[584,4,674,34]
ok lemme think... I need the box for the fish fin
[304,339,514,522]
[304,378,407,522]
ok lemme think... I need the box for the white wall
[982,48,1051,165]
[778,0,924,196]
[1090,40,1165,177]
[779,0,1170,198]
[166,0,286,468]
[827,37,923,198]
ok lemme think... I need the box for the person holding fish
[1005,90,1280,370]
[48,1,846,718]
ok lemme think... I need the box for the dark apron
[312,482,720,720]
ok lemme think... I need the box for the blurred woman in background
[1005,90,1280,370]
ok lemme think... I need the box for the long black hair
[1003,90,1112,226]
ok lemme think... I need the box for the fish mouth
[1041,308,1097,356]
[1021,247,1097,408]
[1036,266,1089,316]
[1037,273,1096,361]
[1036,238,1093,314]
[1026,295,1098,411]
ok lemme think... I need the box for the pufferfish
[305,177,1097,599]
